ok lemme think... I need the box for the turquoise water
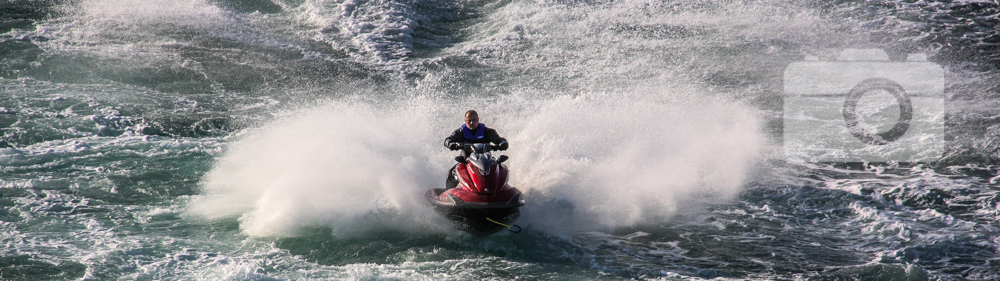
[2,0,999,280]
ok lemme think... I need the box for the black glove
[495,141,509,151]
[448,142,461,151]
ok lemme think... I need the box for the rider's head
[464,110,480,130]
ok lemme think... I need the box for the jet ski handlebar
[456,143,509,164]
[462,142,506,152]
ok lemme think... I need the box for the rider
[443,110,509,153]
[443,110,508,189]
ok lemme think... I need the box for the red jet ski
[425,143,525,236]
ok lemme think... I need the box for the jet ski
[425,143,525,236]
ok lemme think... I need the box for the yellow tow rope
[485,217,521,233]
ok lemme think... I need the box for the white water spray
[505,91,764,230]
[188,100,446,236]
[189,89,764,236]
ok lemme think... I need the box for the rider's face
[465,114,479,130]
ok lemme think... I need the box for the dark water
[1,0,999,280]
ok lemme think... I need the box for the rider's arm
[485,129,509,150]
[443,129,463,150]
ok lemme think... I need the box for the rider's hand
[448,142,461,151]
[496,141,509,151]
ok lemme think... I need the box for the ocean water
[1,0,999,280]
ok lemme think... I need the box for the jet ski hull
[430,144,524,236]
[425,188,524,236]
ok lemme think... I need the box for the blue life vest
[461,124,487,142]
